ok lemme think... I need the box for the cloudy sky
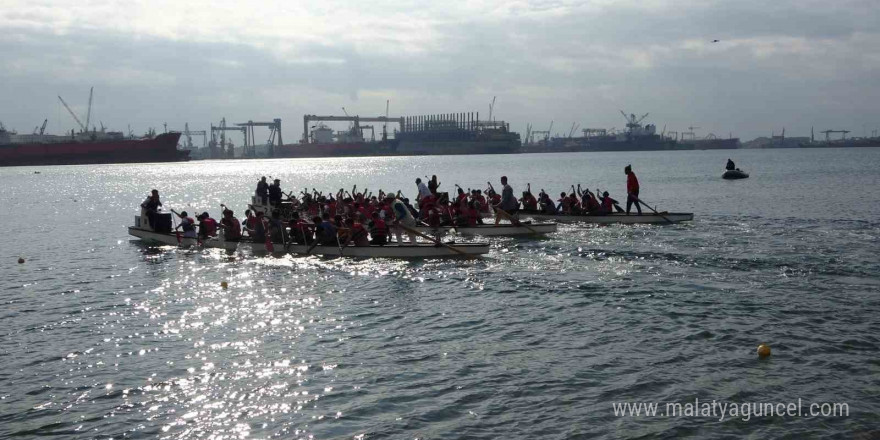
[2,0,879,142]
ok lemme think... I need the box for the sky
[1,0,879,143]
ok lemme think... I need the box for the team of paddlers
[140,165,646,247]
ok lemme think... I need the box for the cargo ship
[0,128,188,167]
[275,123,399,158]
[522,111,679,153]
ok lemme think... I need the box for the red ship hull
[0,132,188,167]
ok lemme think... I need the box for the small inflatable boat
[722,169,749,179]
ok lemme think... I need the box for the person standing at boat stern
[625,164,642,215]
[256,176,269,205]
[268,179,283,206]
[140,189,163,231]
[495,176,519,224]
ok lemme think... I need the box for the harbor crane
[58,95,85,132]
[235,119,282,158]
[620,110,649,133]
[302,114,404,143]
[211,118,246,159]
[182,123,207,149]
[33,119,48,135]
[821,129,850,142]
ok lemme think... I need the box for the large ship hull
[275,140,398,158]
[0,132,187,167]
[396,139,520,155]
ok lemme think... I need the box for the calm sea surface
[1,148,879,439]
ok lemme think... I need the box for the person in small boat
[625,164,642,215]
[349,216,370,247]
[521,186,538,211]
[243,209,258,233]
[726,159,736,171]
[197,212,218,241]
[267,210,285,243]
[256,176,269,205]
[369,211,388,245]
[219,208,241,241]
[598,191,616,214]
[140,189,163,230]
[428,175,441,195]
[539,191,558,214]
[268,179,283,206]
[175,211,198,239]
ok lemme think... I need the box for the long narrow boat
[500,211,694,224]
[413,222,557,236]
[128,226,489,258]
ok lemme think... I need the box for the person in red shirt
[625,164,642,215]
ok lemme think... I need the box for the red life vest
[627,173,640,193]
[202,218,218,236]
[223,217,241,240]
[602,197,613,212]
[371,218,387,237]
[466,208,478,226]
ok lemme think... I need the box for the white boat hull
[128,227,488,258]
[503,211,694,224]
[413,222,557,236]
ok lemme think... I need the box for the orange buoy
[757,344,771,358]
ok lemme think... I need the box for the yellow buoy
[221,281,228,289]
[18,257,25,264]
[757,344,771,358]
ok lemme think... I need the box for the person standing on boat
[625,165,642,215]
[726,159,736,171]
[493,176,518,224]
[256,176,269,205]
[175,211,197,239]
[391,195,418,244]
[141,189,163,231]
[268,179,283,206]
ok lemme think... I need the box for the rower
[315,213,338,245]
[197,212,218,240]
[391,194,418,244]
[256,176,269,205]
[625,164,642,215]
[495,176,519,224]
[175,211,197,239]
[247,211,267,242]
[726,158,736,171]
[349,215,370,247]
[243,209,258,232]
[369,211,388,245]
[268,179,283,206]
[140,189,164,231]
[428,175,441,195]
[599,191,615,214]
[219,208,241,241]
[289,212,312,244]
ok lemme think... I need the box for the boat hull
[128,227,488,258]
[506,211,694,224]
[0,132,187,167]
[722,169,749,179]
[414,222,557,236]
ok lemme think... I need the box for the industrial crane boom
[58,96,85,131]
[85,87,94,132]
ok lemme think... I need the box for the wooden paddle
[632,196,674,224]
[494,207,538,233]
[398,222,468,256]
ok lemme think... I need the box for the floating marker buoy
[757,344,771,358]
[221,281,228,289]
[18,257,25,264]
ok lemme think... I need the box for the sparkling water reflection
[1,148,879,439]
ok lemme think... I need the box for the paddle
[632,196,674,224]
[494,207,538,233]
[397,222,468,256]
[170,208,182,244]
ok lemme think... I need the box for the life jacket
[428,210,441,227]
[245,216,258,230]
[202,218,218,236]
[586,196,600,212]
[602,197,613,213]
[223,217,241,240]
[351,223,369,245]
[466,208,478,226]
[370,218,387,237]
[627,173,640,193]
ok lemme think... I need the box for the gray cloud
[1,0,879,142]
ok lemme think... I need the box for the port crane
[182,123,207,149]
[302,115,404,143]
[235,119,282,158]
[620,111,649,133]
[33,119,48,135]
[210,118,246,159]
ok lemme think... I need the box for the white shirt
[417,182,431,200]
